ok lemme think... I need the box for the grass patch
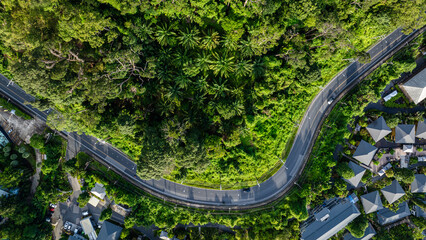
[0,96,32,120]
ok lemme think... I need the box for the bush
[373,160,380,166]
[389,149,395,155]
[410,157,418,165]
[385,169,394,178]
[10,154,17,160]
[77,191,91,207]
[393,168,414,184]
[361,171,372,184]
[22,152,30,158]
[336,162,355,179]
[29,134,45,150]
[99,208,113,221]
[416,147,423,152]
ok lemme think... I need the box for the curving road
[0,27,424,210]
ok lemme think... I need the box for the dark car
[242,188,250,193]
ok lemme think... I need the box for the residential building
[381,180,405,204]
[301,198,360,240]
[411,174,426,193]
[353,140,378,166]
[366,117,391,142]
[97,221,122,240]
[344,161,366,188]
[377,202,411,225]
[80,217,97,240]
[343,223,376,240]
[91,183,107,200]
[416,121,426,139]
[400,68,426,104]
[88,196,100,207]
[395,124,415,144]
[360,191,383,214]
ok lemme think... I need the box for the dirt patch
[0,109,46,143]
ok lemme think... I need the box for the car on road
[243,188,250,193]
[327,97,335,105]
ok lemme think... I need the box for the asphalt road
[0,27,422,209]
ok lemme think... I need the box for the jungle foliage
[0,0,425,185]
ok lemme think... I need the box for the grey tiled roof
[344,161,366,188]
[416,121,426,139]
[377,201,411,225]
[381,180,405,204]
[395,124,415,144]
[353,140,377,166]
[401,68,426,104]
[360,191,383,214]
[366,117,391,142]
[97,221,122,240]
[343,223,376,240]
[301,200,360,240]
[411,174,426,193]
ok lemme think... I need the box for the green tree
[29,134,45,150]
[346,215,369,238]
[99,208,113,221]
[335,162,354,179]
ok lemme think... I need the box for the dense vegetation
[0,0,425,185]
[0,132,70,240]
[45,31,426,240]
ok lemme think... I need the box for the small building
[377,201,411,225]
[411,174,426,193]
[80,217,97,240]
[360,191,383,214]
[400,155,409,168]
[353,140,378,166]
[416,121,426,139]
[343,223,376,240]
[400,68,426,105]
[97,221,122,240]
[91,183,106,200]
[344,161,366,188]
[381,180,405,204]
[383,90,398,102]
[366,117,392,142]
[301,198,360,240]
[403,145,414,153]
[395,124,416,144]
[88,196,100,207]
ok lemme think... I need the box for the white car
[327,97,335,105]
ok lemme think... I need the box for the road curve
[0,27,424,210]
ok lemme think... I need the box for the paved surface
[0,27,423,209]
[30,149,42,195]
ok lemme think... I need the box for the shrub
[361,171,372,183]
[10,154,17,160]
[22,152,30,158]
[373,160,380,165]
[417,147,423,152]
[99,208,113,221]
[29,134,45,149]
[393,168,415,184]
[385,169,394,178]
[389,149,395,155]
[346,215,369,238]
[336,162,355,179]
[77,191,91,207]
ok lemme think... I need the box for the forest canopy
[0,0,425,185]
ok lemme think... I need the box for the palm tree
[178,27,201,49]
[239,39,255,57]
[210,78,229,99]
[234,60,253,78]
[165,85,183,106]
[194,76,209,92]
[172,48,189,67]
[201,29,220,50]
[155,24,176,46]
[175,73,191,89]
[210,52,235,78]
[196,51,212,73]
[252,58,265,79]
[221,35,238,52]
